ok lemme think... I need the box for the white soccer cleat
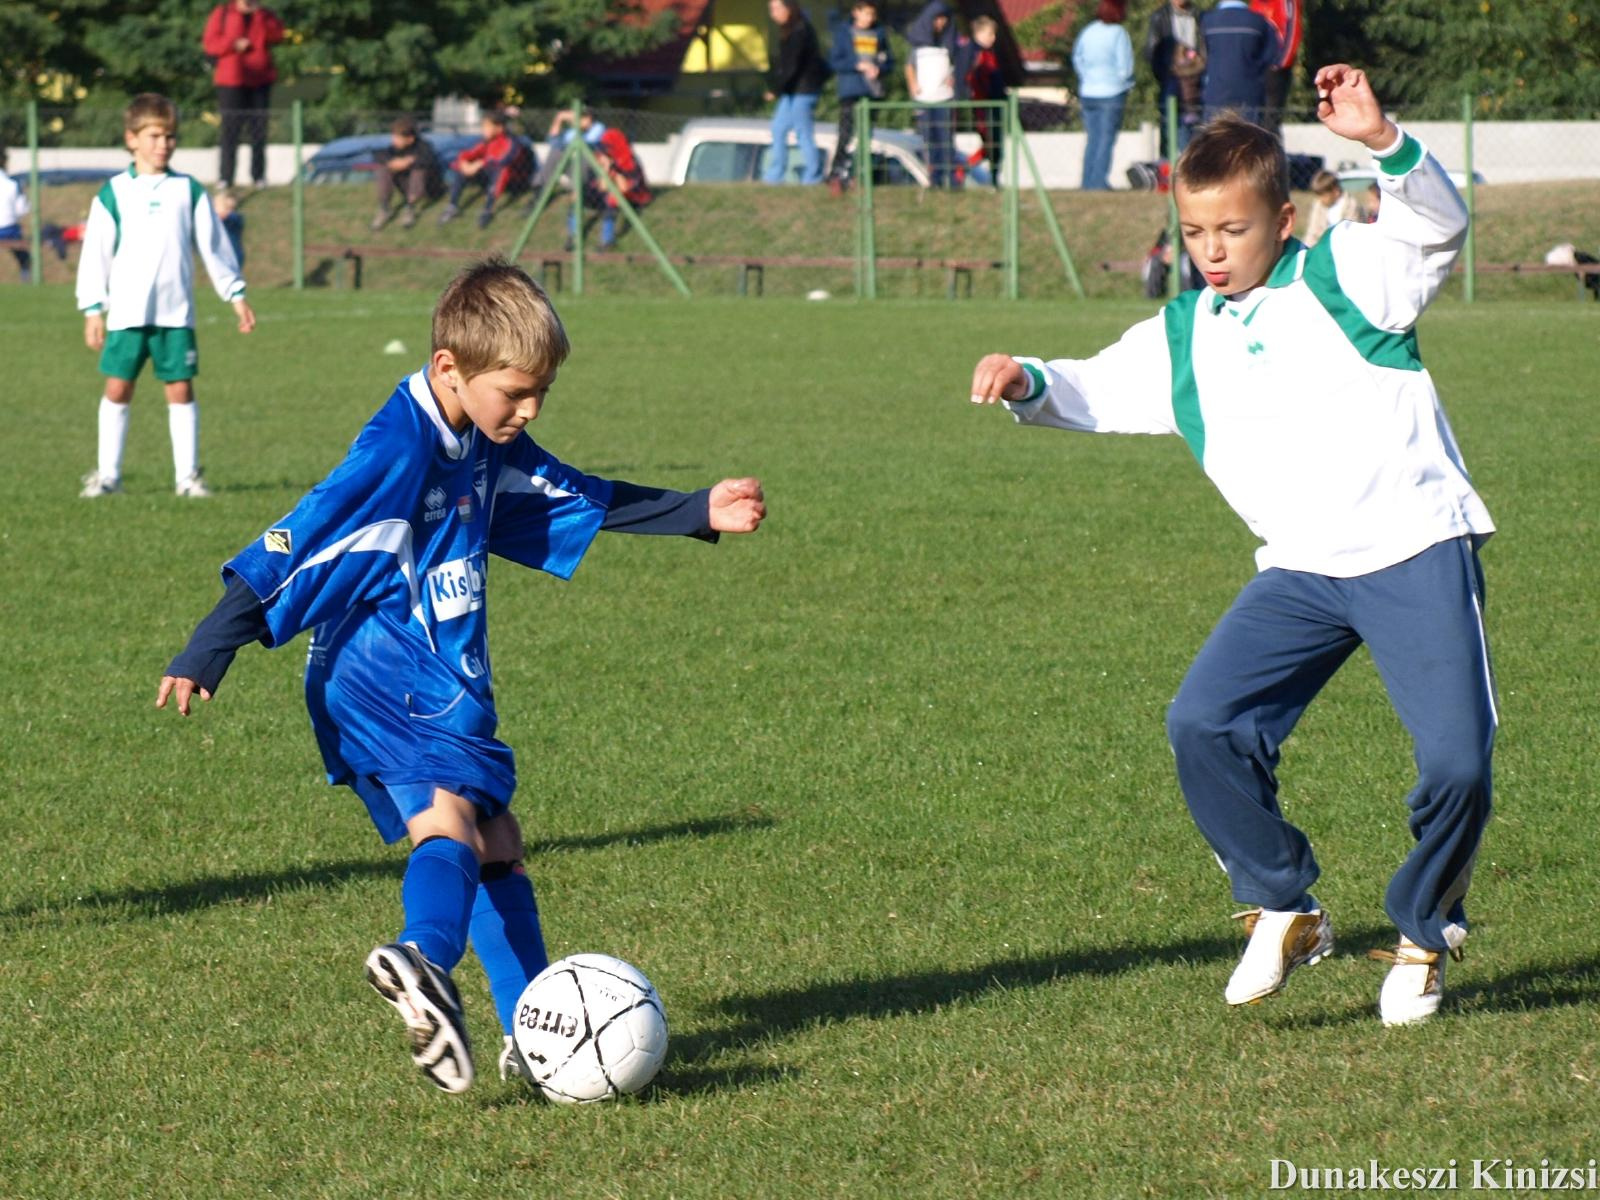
[365,942,475,1094]
[175,470,212,498]
[1371,937,1459,1026]
[1225,906,1334,1006]
[79,471,123,498]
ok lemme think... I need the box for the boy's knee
[1414,747,1492,806]
[1166,691,1229,754]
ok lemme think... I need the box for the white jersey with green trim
[74,167,245,330]
[1004,126,1493,579]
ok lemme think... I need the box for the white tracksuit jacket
[1006,127,1493,579]
[75,167,245,330]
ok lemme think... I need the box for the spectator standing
[1145,0,1206,157]
[906,0,962,188]
[1249,0,1303,134]
[826,0,892,195]
[1199,0,1281,123]
[371,117,441,231]
[764,0,828,185]
[964,16,1006,187]
[440,110,535,229]
[202,0,284,189]
[1073,1,1135,191]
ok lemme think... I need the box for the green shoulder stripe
[1162,290,1205,466]
[188,175,204,209]
[1301,238,1423,372]
[96,178,121,255]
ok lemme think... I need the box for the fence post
[1461,93,1475,304]
[859,99,876,300]
[571,100,585,297]
[1165,94,1180,300]
[26,101,42,287]
[1005,93,1020,300]
[291,99,304,291]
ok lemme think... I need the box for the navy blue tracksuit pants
[1166,537,1495,951]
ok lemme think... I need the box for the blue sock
[398,837,480,972]
[469,863,549,1034]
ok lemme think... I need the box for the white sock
[168,401,199,483]
[97,397,129,482]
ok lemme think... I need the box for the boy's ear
[1277,201,1297,242]
[431,347,461,387]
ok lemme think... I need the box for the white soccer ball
[509,954,668,1103]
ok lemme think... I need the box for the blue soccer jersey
[225,368,614,839]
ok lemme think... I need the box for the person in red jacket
[439,110,536,230]
[1249,0,1302,133]
[202,0,284,188]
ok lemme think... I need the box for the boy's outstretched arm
[1312,63,1468,329]
[156,575,271,717]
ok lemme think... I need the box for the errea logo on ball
[426,554,485,621]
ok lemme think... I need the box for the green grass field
[2,285,1598,1198]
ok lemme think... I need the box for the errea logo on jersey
[426,554,486,621]
[424,487,449,523]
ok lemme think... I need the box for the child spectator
[371,117,441,231]
[906,0,962,188]
[826,0,893,195]
[548,109,650,250]
[76,94,254,499]
[440,110,535,230]
[963,16,1006,187]
[157,259,766,1093]
[1302,169,1364,245]
[0,148,36,280]
[969,67,1494,1027]
[213,188,246,266]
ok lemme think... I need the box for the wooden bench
[310,242,1006,298]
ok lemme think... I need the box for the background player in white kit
[76,93,255,499]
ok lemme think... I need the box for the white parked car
[663,117,934,187]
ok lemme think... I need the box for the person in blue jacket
[826,0,893,194]
[1199,0,1282,123]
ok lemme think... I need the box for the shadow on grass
[0,810,775,924]
[671,927,1312,1067]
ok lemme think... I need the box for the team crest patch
[264,528,293,555]
[456,495,474,522]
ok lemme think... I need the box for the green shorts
[100,326,199,383]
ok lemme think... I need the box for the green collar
[1207,238,1307,314]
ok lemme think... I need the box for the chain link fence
[2,97,1597,301]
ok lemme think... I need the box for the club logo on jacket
[456,495,474,522]
[264,528,292,554]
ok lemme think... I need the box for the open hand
[969,353,1027,405]
[156,675,211,717]
[233,298,256,333]
[1314,65,1396,151]
[84,312,106,351]
[709,477,766,533]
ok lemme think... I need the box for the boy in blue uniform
[969,67,1495,1026]
[157,259,766,1091]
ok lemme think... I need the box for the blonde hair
[971,15,998,35]
[1175,112,1289,210]
[1309,169,1340,196]
[432,258,570,381]
[125,93,178,134]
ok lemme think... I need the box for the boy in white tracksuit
[75,93,255,498]
[970,66,1495,1026]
